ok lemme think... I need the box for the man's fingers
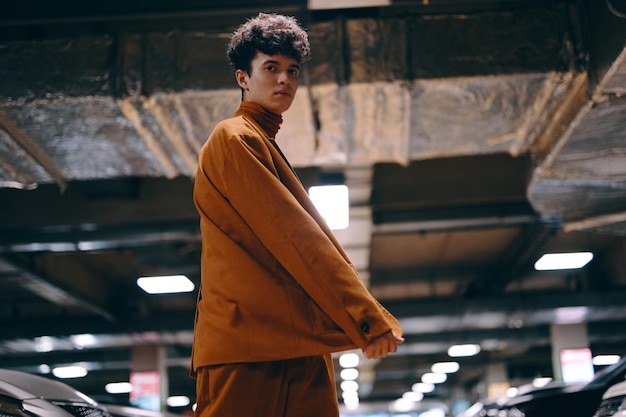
[363,331,404,359]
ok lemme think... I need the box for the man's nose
[278,71,289,84]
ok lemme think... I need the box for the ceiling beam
[0,221,201,253]
[0,257,117,322]
[564,210,626,234]
[464,222,556,295]
[384,289,626,319]
[0,110,67,191]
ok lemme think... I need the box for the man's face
[236,52,300,115]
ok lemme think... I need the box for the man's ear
[235,69,248,90]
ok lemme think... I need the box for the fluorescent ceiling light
[105,382,133,394]
[137,275,195,294]
[10,242,76,252]
[70,333,97,348]
[340,380,359,392]
[448,344,481,357]
[402,391,424,402]
[167,396,190,407]
[421,372,447,384]
[308,185,349,230]
[431,361,460,374]
[339,352,360,368]
[412,382,435,393]
[593,354,621,366]
[35,336,54,353]
[534,252,593,270]
[392,398,415,413]
[342,391,359,402]
[343,395,359,409]
[52,365,88,379]
[308,0,390,10]
[340,368,359,381]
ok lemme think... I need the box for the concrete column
[550,323,593,383]
[130,345,169,411]
[485,362,509,400]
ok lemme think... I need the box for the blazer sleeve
[219,132,401,349]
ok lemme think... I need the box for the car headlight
[0,395,37,417]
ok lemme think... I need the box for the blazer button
[360,322,370,334]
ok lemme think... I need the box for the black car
[499,358,626,417]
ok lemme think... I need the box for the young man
[192,13,403,417]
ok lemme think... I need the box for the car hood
[0,369,97,404]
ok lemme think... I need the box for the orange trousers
[194,354,339,417]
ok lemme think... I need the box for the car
[498,357,626,417]
[0,368,112,416]
[0,368,182,417]
[593,380,626,417]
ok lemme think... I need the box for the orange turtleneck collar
[234,101,283,139]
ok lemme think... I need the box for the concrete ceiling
[0,0,625,414]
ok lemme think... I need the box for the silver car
[0,369,182,417]
[0,368,111,416]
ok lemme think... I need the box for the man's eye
[266,65,276,71]
[289,69,299,76]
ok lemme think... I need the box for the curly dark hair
[227,13,311,74]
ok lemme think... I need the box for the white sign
[560,348,595,383]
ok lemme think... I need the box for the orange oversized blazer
[191,111,402,373]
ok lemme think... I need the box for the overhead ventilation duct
[308,0,390,10]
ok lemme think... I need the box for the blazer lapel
[245,119,350,261]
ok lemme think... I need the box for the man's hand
[362,331,404,359]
